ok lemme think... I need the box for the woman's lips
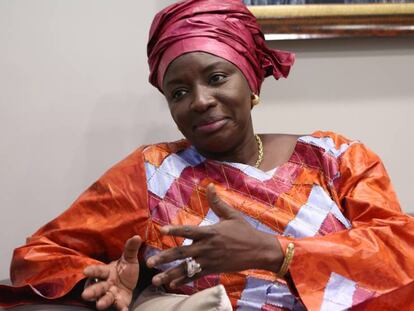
[194,118,228,134]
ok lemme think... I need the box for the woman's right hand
[81,235,142,311]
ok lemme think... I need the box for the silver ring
[84,277,101,289]
[185,257,202,278]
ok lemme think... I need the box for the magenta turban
[147,0,295,94]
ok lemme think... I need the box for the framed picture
[244,1,414,40]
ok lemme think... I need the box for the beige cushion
[132,285,232,311]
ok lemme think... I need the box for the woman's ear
[251,93,260,108]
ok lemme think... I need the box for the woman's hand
[81,235,142,311]
[146,184,284,288]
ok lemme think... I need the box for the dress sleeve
[277,142,414,311]
[0,147,150,307]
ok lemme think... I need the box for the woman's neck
[193,133,302,171]
[196,132,259,167]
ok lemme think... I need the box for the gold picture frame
[248,3,414,40]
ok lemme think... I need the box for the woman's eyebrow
[164,78,185,89]
[202,61,230,74]
[164,61,230,89]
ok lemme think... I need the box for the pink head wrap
[147,0,295,94]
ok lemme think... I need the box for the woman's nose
[191,85,216,112]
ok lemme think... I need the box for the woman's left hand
[81,235,142,311]
[146,184,283,288]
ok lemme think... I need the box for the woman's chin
[185,123,245,156]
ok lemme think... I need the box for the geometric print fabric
[142,134,356,310]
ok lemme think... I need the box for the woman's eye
[172,89,187,100]
[209,74,226,84]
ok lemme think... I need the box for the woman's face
[162,52,253,155]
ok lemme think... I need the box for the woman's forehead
[167,52,233,70]
[163,52,239,85]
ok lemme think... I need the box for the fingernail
[153,276,162,286]
[147,259,154,267]
[161,226,170,234]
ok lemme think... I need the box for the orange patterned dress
[1,131,414,310]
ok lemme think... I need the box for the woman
[1,0,414,310]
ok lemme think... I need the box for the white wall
[257,37,414,217]
[0,0,413,280]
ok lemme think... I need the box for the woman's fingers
[169,265,208,288]
[81,280,110,302]
[151,261,187,286]
[96,286,129,311]
[206,184,238,220]
[122,235,142,263]
[170,274,194,288]
[147,245,194,268]
[82,236,141,309]
[152,259,206,287]
[83,282,130,311]
[95,289,115,310]
[161,224,210,239]
[147,225,210,267]
[83,264,110,280]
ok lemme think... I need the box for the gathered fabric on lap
[1,131,414,311]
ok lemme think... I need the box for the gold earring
[251,94,260,108]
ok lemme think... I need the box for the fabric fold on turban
[147,0,295,94]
